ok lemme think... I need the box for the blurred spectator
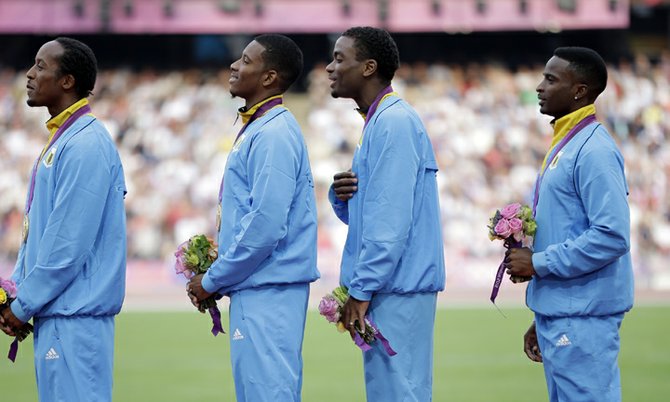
[1,57,668,288]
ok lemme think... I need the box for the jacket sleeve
[347,112,421,301]
[12,133,112,322]
[10,247,26,285]
[328,186,349,224]
[532,139,630,279]
[202,124,299,293]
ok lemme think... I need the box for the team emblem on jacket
[43,146,57,168]
[549,151,563,170]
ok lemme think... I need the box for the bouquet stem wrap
[8,337,18,362]
[318,286,397,356]
[489,238,529,304]
[209,306,224,336]
[1,277,33,362]
[352,317,397,356]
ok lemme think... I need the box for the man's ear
[60,74,76,92]
[262,70,279,88]
[574,83,588,100]
[362,59,377,78]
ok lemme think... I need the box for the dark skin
[332,171,357,202]
[0,306,26,337]
[524,322,543,362]
[504,247,536,278]
[1,40,80,339]
[325,35,392,336]
[187,39,283,304]
[188,273,210,307]
[509,54,597,362]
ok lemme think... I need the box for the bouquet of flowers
[488,203,537,303]
[0,277,33,362]
[174,234,224,336]
[318,286,396,356]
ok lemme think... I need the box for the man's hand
[0,305,25,337]
[340,296,370,338]
[332,171,358,202]
[187,274,213,302]
[524,322,542,363]
[505,247,536,278]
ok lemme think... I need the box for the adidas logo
[45,348,60,360]
[555,334,571,347]
[232,328,244,341]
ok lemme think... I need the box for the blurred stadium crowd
[0,54,668,289]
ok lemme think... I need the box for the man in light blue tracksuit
[326,27,445,401]
[0,38,126,402]
[506,47,633,402]
[188,35,319,402]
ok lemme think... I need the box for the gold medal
[22,215,29,243]
[216,204,222,232]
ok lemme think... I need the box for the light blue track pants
[363,292,438,402]
[33,315,115,402]
[535,313,625,402]
[229,283,309,402]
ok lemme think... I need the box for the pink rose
[494,218,513,239]
[508,218,524,241]
[0,278,17,298]
[318,295,340,323]
[174,243,194,279]
[500,203,521,219]
[508,218,523,234]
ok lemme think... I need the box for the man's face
[536,56,579,119]
[325,36,365,99]
[229,40,267,101]
[26,41,66,108]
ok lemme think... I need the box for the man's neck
[552,99,592,121]
[47,96,81,118]
[244,90,283,110]
[354,82,389,113]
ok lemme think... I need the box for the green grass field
[1,307,668,401]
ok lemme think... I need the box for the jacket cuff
[10,298,31,323]
[532,252,551,278]
[201,273,218,294]
[347,287,372,302]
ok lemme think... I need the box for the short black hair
[254,34,303,92]
[342,26,399,83]
[54,37,98,99]
[554,46,607,99]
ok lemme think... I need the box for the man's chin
[26,98,37,107]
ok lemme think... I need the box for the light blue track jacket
[11,115,127,322]
[202,106,319,294]
[329,95,445,301]
[527,122,634,317]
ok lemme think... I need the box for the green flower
[332,286,349,305]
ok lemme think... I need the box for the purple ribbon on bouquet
[352,317,397,357]
[490,238,523,304]
[209,306,225,336]
[7,337,18,362]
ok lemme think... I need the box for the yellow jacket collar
[46,98,89,136]
[541,104,596,171]
[551,104,596,139]
[238,95,283,124]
